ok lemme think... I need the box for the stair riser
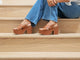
[0,38,80,52]
[0,6,32,17]
[0,19,80,33]
[58,19,80,33]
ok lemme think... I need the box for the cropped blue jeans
[25,0,80,26]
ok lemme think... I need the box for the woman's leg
[13,0,44,34]
[42,0,58,22]
[39,1,59,35]
[25,0,44,26]
[58,2,80,18]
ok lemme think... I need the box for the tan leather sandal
[39,21,58,35]
[13,19,32,34]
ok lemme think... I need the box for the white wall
[0,0,2,4]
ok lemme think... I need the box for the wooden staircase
[0,0,80,60]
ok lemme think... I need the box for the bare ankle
[25,19,31,23]
[49,20,56,24]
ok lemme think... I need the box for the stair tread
[0,17,24,20]
[0,52,80,59]
[0,33,80,39]
[0,0,36,6]
[0,17,80,21]
[0,33,80,52]
[0,4,33,6]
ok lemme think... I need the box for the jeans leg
[25,0,44,26]
[58,2,80,18]
[42,1,58,22]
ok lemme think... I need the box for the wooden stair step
[0,33,80,52]
[0,52,80,60]
[0,33,80,39]
[0,0,36,6]
[0,6,32,17]
[0,0,36,17]
[0,17,80,33]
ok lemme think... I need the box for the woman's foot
[39,21,58,35]
[13,19,32,34]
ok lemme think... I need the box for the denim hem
[42,18,58,22]
[25,17,37,27]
